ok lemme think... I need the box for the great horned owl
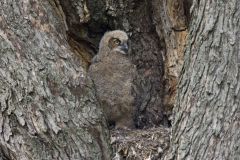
[89,30,136,129]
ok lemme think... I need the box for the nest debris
[111,126,170,160]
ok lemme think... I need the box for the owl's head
[99,30,129,55]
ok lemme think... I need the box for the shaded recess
[58,0,191,129]
[151,0,192,116]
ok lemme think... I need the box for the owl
[89,30,136,129]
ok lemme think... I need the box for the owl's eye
[113,39,121,45]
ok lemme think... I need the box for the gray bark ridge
[0,0,111,159]
[169,0,240,159]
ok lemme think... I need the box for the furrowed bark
[169,0,240,159]
[0,0,111,159]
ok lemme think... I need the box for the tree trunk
[169,0,240,159]
[3,0,237,160]
[0,0,111,159]
[0,0,188,159]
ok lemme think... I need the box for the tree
[0,0,111,159]
[0,0,188,159]
[2,0,238,160]
[168,0,240,159]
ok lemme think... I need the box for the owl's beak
[120,43,128,54]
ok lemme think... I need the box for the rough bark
[0,0,111,159]
[151,0,190,114]
[169,0,240,159]
[0,0,211,159]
